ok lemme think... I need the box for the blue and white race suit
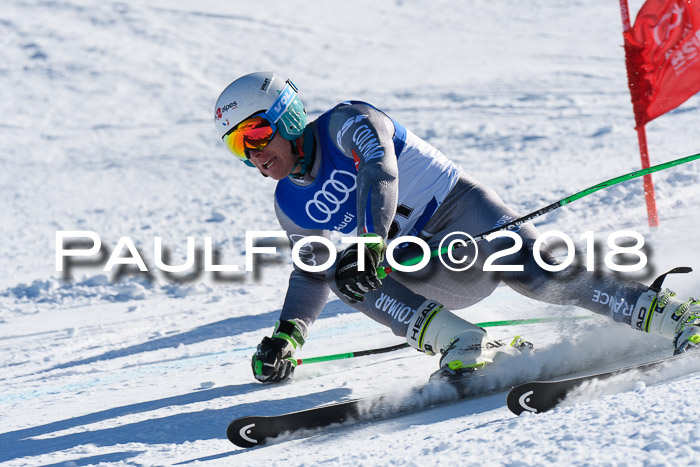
[273,102,648,336]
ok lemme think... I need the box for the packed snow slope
[2,0,700,465]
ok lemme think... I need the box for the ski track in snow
[2,0,700,465]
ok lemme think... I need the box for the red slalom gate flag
[624,0,700,127]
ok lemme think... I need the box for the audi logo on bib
[305,170,357,223]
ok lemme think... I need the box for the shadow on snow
[0,385,352,463]
[43,300,356,373]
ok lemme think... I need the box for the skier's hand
[251,337,296,383]
[251,320,306,383]
[334,233,386,303]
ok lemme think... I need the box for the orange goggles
[221,80,299,166]
[222,114,277,163]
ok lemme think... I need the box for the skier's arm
[327,103,399,240]
[326,104,397,302]
[251,202,333,383]
[274,200,332,327]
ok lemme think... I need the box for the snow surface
[2,0,700,465]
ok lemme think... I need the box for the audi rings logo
[305,170,357,223]
[290,233,317,266]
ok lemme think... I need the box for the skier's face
[247,133,299,180]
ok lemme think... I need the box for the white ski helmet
[214,71,306,167]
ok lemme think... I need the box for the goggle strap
[266,80,298,124]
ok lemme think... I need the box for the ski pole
[293,315,592,366]
[294,343,408,366]
[377,151,700,277]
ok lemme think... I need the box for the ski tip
[227,417,266,449]
[506,383,539,416]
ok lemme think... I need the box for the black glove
[334,233,386,303]
[251,320,306,383]
[251,336,295,383]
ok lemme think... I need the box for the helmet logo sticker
[215,108,230,127]
[220,101,238,114]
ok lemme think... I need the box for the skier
[213,71,700,383]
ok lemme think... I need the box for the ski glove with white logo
[334,233,386,303]
[251,319,307,383]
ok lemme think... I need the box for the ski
[507,350,699,415]
[227,398,365,448]
[229,350,700,447]
[228,370,509,448]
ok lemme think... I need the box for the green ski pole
[378,152,700,276]
[294,315,592,366]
